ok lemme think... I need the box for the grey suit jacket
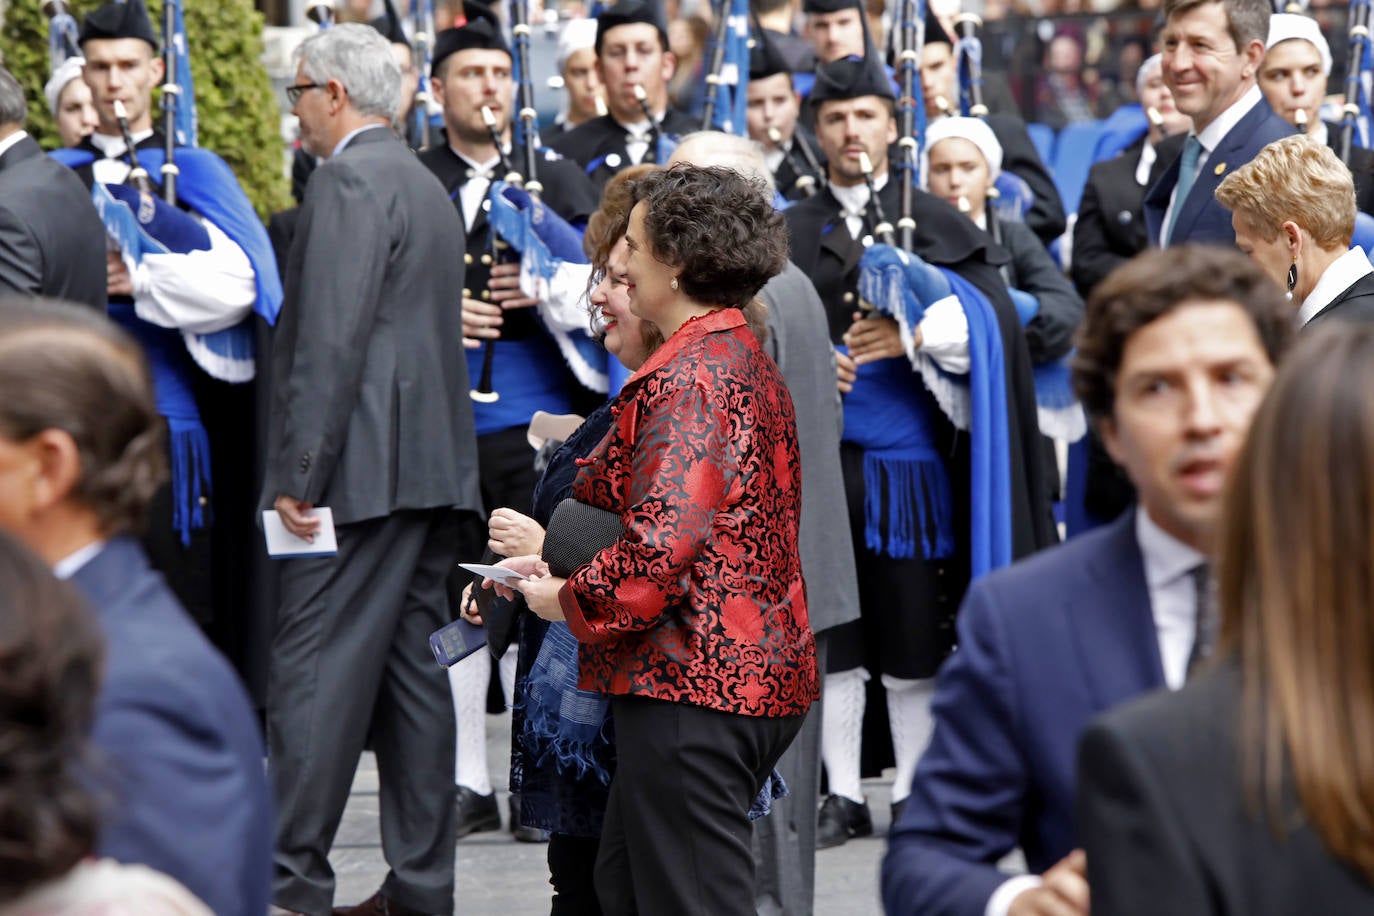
[262,127,481,524]
[0,134,107,310]
[760,262,860,635]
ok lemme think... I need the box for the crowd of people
[3,0,1374,913]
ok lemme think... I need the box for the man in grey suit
[0,67,106,310]
[264,24,481,916]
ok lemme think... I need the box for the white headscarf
[44,57,86,117]
[920,116,1004,188]
[1266,13,1333,77]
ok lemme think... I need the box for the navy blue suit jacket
[882,511,1165,916]
[72,537,273,916]
[1143,97,1292,247]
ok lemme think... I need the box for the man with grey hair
[669,130,862,914]
[0,65,106,309]
[266,22,481,916]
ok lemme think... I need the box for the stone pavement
[330,711,892,915]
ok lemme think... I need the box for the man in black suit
[417,5,602,841]
[548,0,696,189]
[1073,54,1193,300]
[1144,0,1291,247]
[0,67,106,310]
[1260,12,1374,214]
[785,53,1055,849]
[746,26,827,202]
[264,23,482,916]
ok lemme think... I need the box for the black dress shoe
[816,794,873,849]
[333,890,429,915]
[454,785,501,838]
[508,793,551,843]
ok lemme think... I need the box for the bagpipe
[411,0,437,150]
[1339,0,1374,164]
[952,13,1033,222]
[700,0,751,133]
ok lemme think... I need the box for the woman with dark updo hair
[0,531,210,914]
[491,165,819,915]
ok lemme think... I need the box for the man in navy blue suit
[881,246,1294,916]
[1144,0,1292,247]
[0,298,273,916]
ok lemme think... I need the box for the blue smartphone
[429,618,488,667]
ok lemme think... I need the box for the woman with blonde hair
[1076,322,1374,915]
[1217,133,1374,326]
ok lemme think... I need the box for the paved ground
[329,711,893,915]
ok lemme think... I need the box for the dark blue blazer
[882,511,1165,916]
[72,537,273,916]
[1143,97,1292,247]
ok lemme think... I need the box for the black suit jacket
[986,113,1067,246]
[1078,658,1374,916]
[0,134,107,310]
[548,108,698,190]
[1144,98,1293,246]
[773,126,827,203]
[262,127,481,524]
[1072,139,1148,298]
[1308,269,1374,326]
[1325,121,1374,215]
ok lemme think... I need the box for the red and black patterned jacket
[558,308,820,718]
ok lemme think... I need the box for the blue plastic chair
[1353,211,1374,260]
[1051,119,1106,215]
[1027,122,1056,171]
[1089,105,1148,165]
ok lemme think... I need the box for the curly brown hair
[1071,247,1293,424]
[0,299,166,538]
[626,164,790,310]
[0,530,104,900]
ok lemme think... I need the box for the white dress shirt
[1134,139,1159,187]
[0,129,28,159]
[1298,247,1374,326]
[450,147,502,233]
[985,508,1203,916]
[1159,85,1263,245]
[89,130,256,335]
[53,541,106,580]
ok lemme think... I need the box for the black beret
[432,0,509,73]
[80,0,159,51]
[801,0,860,15]
[749,28,793,80]
[370,0,410,48]
[809,53,895,106]
[924,5,953,47]
[595,0,670,55]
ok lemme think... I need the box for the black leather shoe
[333,890,428,915]
[816,794,873,849]
[454,786,501,838]
[508,793,551,843]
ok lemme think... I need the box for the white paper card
[263,507,339,558]
[459,562,529,586]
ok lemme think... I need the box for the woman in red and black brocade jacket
[496,166,820,915]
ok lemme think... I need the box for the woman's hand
[458,582,482,625]
[488,508,546,558]
[484,554,550,601]
[516,574,569,622]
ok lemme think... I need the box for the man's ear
[1241,38,1265,81]
[661,51,677,84]
[149,54,166,87]
[26,429,84,514]
[1098,415,1125,468]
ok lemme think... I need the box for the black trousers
[595,696,805,916]
[269,509,459,916]
[550,833,603,916]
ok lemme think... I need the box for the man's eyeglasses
[286,83,324,105]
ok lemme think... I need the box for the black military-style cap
[924,5,954,47]
[749,27,793,80]
[79,0,159,51]
[432,0,509,72]
[370,0,410,48]
[595,0,670,55]
[801,0,860,16]
[809,53,896,106]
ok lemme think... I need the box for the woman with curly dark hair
[492,165,819,915]
[0,530,210,914]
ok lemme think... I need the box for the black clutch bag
[541,498,623,578]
